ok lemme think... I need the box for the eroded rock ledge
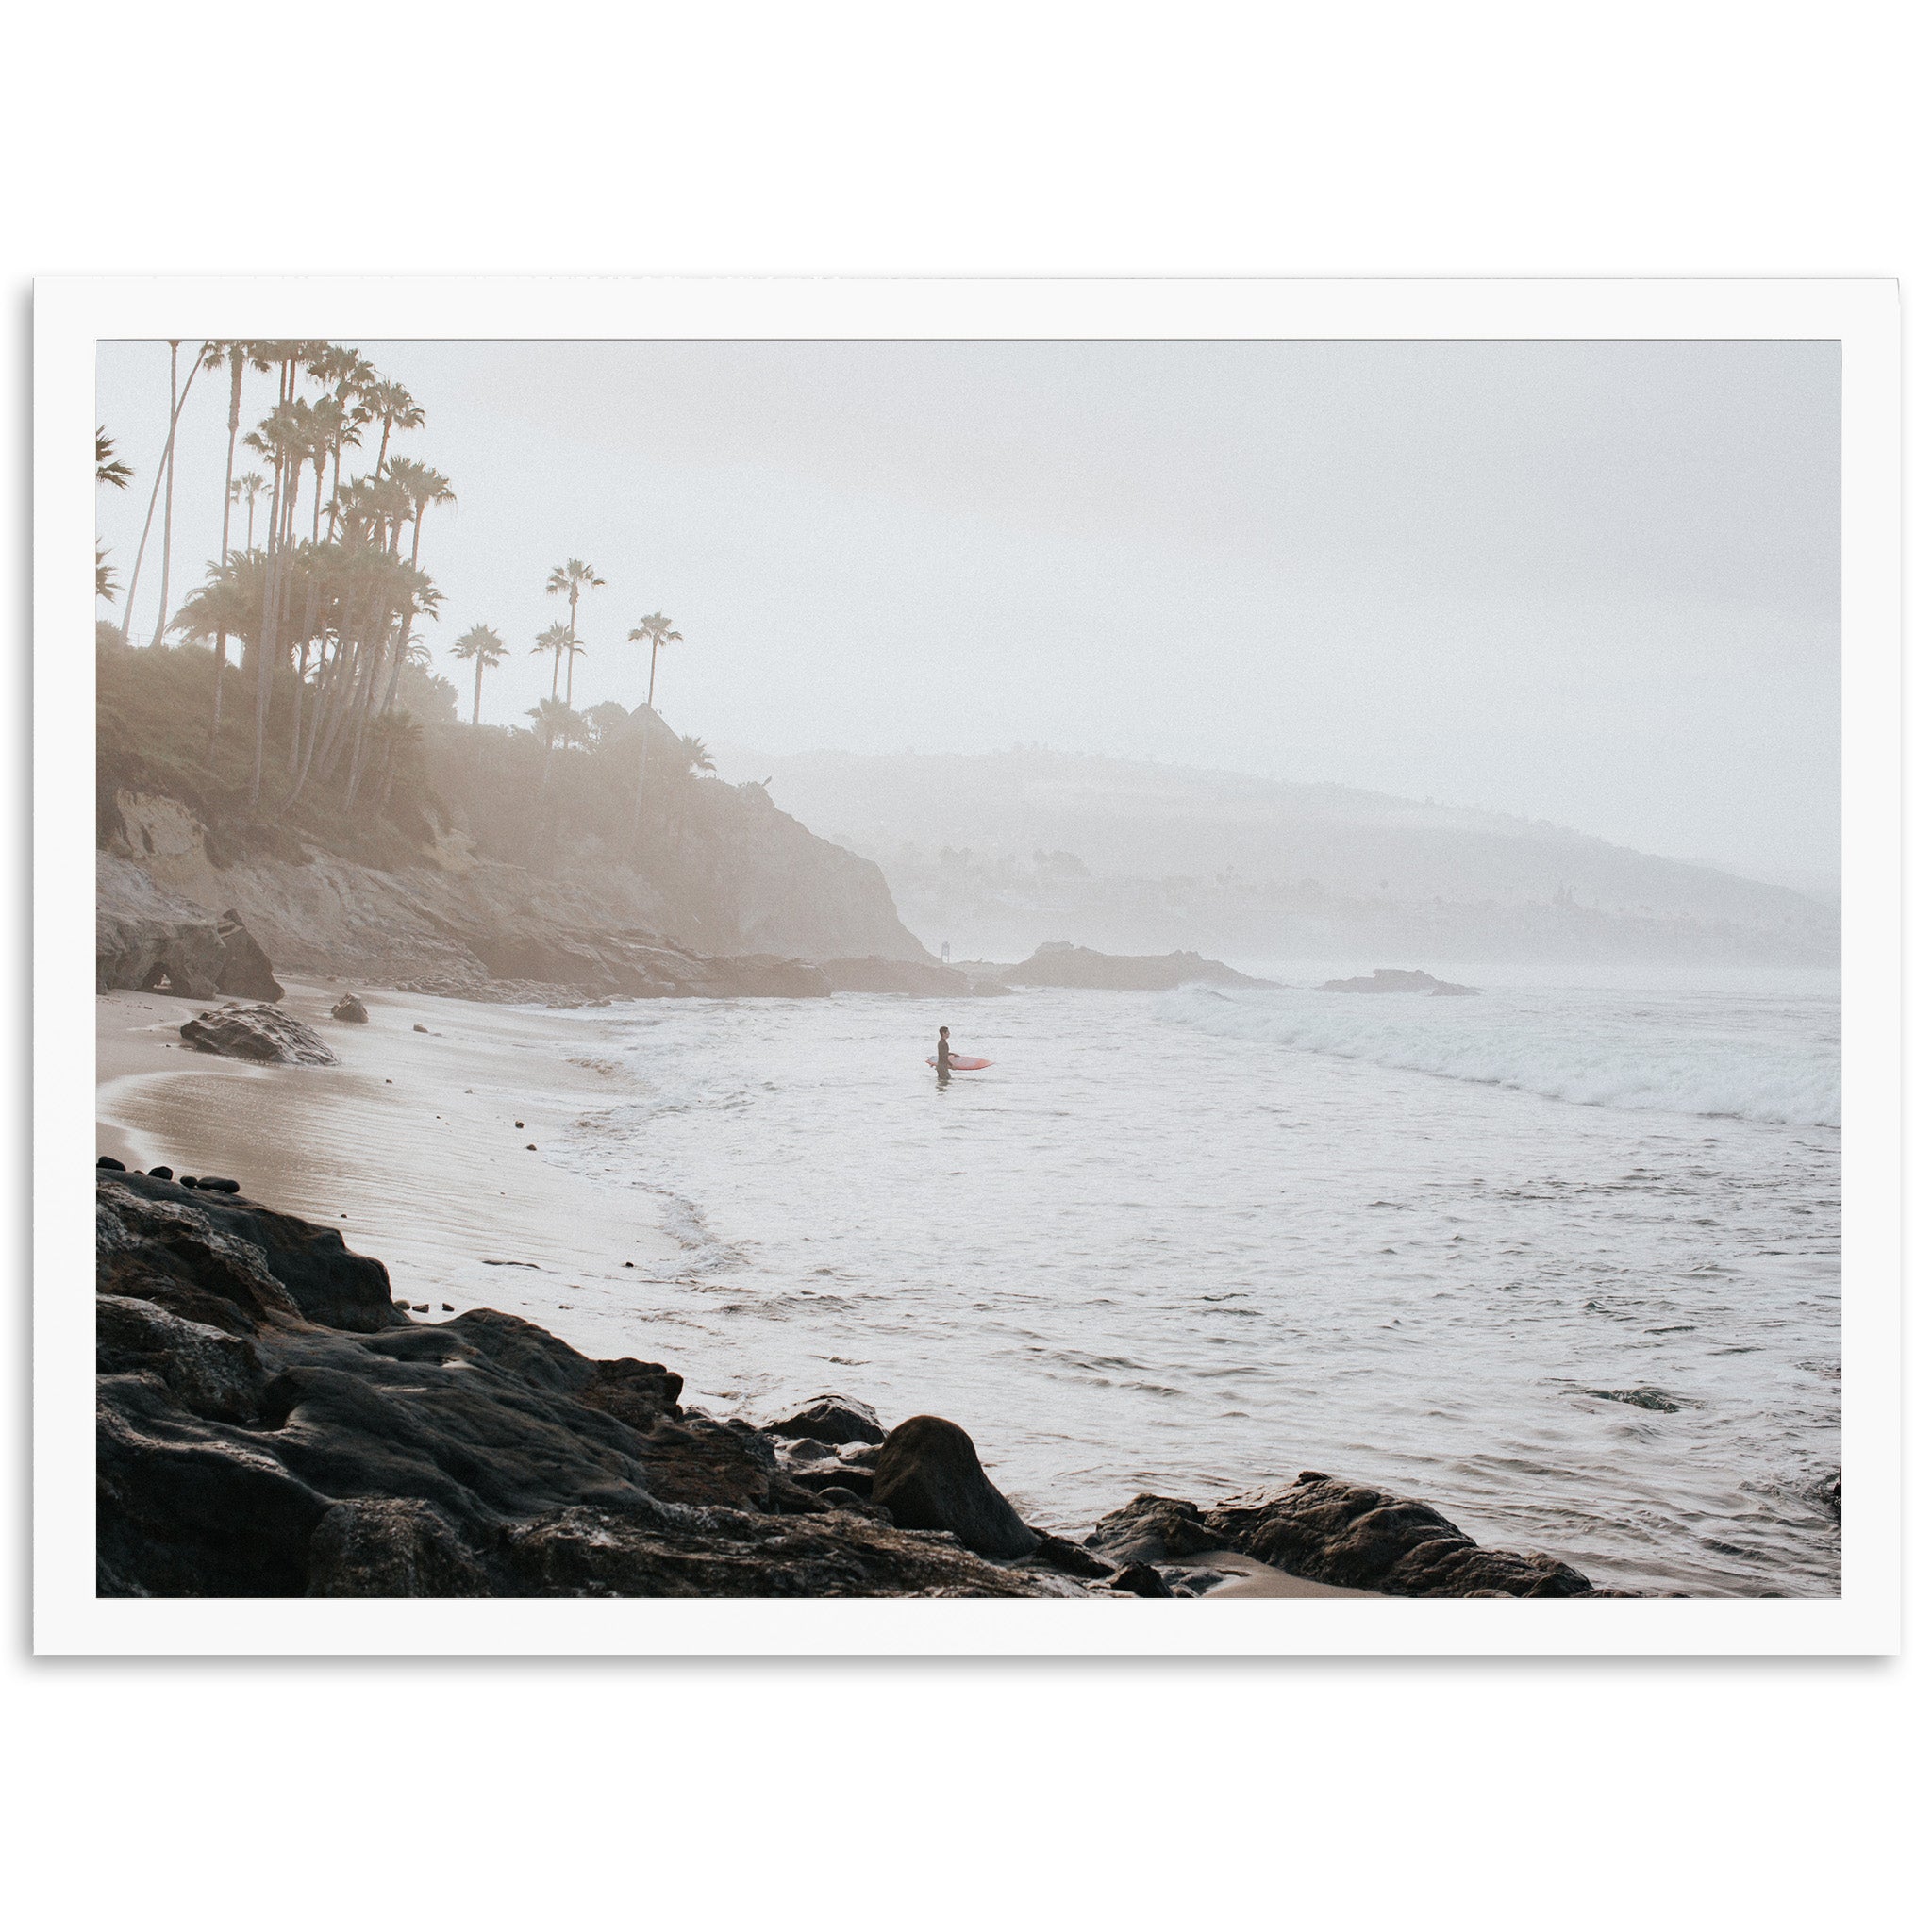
[94,1169,1617,1600]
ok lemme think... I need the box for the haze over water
[543,966,1840,1597]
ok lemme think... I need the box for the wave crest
[1158,985,1840,1128]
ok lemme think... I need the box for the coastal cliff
[97,634,929,995]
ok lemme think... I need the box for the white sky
[95,337,1840,876]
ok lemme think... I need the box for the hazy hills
[712,746,1838,969]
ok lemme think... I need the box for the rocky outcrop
[995,942,1275,992]
[178,1003,338,1067]
[1320,968,1478,995]
[93,1174,1079,1600]
[93,1173,1617,1601]
[96,856,283,1001]
[1201,1474,1595,1596]
[817,957,995,996]
[871,1415,1040,1559]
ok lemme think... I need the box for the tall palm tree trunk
[121,350,201,644]
[210,347,243,761]
[148,342,179,648]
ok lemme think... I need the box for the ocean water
[546,970,1841,1596]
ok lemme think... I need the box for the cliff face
[96,637,929,988]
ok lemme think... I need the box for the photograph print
[72,293,1871,1638]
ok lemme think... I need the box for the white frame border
[37,276,1901,1656]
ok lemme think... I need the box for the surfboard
[926,1055,992,1070]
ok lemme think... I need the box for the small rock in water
[526,1143,537,1150]
[624,1260,635,1268]
[331,994,370,1024]
[148,1166,174,1180]
[766,1394,887,1446]
[97,1156,125,1171]
[514,1120,525,1128]
[410,1303,430,1313]
[441,1303,454,1312]
[412,1024,429,1033]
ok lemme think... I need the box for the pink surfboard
[925,1055,992,1070]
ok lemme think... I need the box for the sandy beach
[98,982,685,1356]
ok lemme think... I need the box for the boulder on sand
[331,993,370,1024]
[179,1003,338,1067]
[765,1394,887,1446]
[871,1414,1039,1558]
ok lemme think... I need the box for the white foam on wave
[1158,984,1840,1128]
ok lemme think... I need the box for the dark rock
[998,941,1275,992]
[331,993,370,1024]
[412,1023,429,1033]
[1108,1561,1174,1598]
[872,1414,1039,1559]
[196,1177,241,1193]
[180,1002,338,1066]
[1088,1492,1223,1565]
[1204,1474,1594,1597]
[1320,967,1479,996]
[95,859,228,998]
[100,1170,401,1333]
[307,1499,491,1596]
[94,1175,1074,1598]
[1026,1533,1115,1580]
[1819,1470,1841,1518]
[97,1156,126,1171]
[766,1393,886,1446]
[1584,1387,1682,1413]
[213,909,283,1001]
[148,1166,174,1180]
[791,1465,875,1500]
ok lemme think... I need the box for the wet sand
[97,983,683,1357]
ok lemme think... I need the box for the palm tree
[625,611,683,826]
[678,733,716,776]
[626,610,683,709]
[385,457,456,567]
[364,379,424,475]
[525,695,584,791]
[545,558,604,697]
[450,624,508,725]
[121,338,208,644]
[564,633,588,707]
[95,428,132,491]
[96,427,130,605]
[532,621,575,699]
[231,473,267,550]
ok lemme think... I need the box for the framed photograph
[38,276,1900,1654]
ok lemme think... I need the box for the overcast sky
[96,336,1840,877]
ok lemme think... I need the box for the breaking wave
[1158,984,1840,1128]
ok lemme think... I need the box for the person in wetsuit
[935,1024,954,1083]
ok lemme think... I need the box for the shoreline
[93,988,1416,1599]
[98,982,685,1354]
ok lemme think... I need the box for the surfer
[935,1024,954,1083]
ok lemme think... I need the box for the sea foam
[1158,983,1840,1128]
